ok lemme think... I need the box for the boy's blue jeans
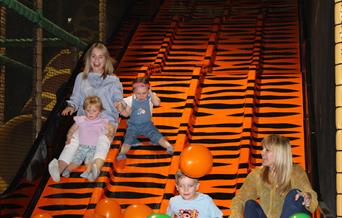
[244,189,311,218]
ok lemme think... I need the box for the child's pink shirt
[74,116,108,146]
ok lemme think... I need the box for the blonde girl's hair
[83,96,104,111]
[261,134,293,195]
[82,42,117,79]
[175,170,199,185]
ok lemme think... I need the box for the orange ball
[95,198,121,218]
[123,204,153,218]
[31,214,52,218]
[179,145,213,178]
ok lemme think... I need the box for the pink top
[74,116,108,146]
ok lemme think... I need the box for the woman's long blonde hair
[82,42,116,79]
[261,134,293,194]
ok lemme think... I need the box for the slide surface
[31,0,307,217]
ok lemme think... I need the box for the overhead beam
[0,54,33,73]
[0,0,87,49]
[0,38,67,47]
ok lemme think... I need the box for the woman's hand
[61,106,75,116]
[295,191,312,208]
[115,101,131,117]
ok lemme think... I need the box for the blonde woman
[230,135,318,218]
[48,42,124,182]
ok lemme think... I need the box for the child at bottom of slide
[166,170,223,218]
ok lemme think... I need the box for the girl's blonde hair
[261,134,293,194]
[83,42,116,79]
[83,96,104,111]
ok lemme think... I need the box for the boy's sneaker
[166,146,174,155]
[48,158,60,182]
[61,169,70,178]
[116,153,127,161]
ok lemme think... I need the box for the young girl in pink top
[59,96,108,181]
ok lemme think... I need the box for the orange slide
[31,0,307,217]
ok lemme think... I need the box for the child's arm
[150,89,160,106]
[104,122,115,139]
[115,101,132,117]
[166,198,175,217]
[66,123,79,144]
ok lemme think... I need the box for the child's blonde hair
[83,42,116,79]
[83,96,104,111]
[175,170,199,185]
[261,134,293,195]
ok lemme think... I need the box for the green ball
[147,213,171,218]
[289,213,311,218]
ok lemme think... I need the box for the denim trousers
[244,189,311,218]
